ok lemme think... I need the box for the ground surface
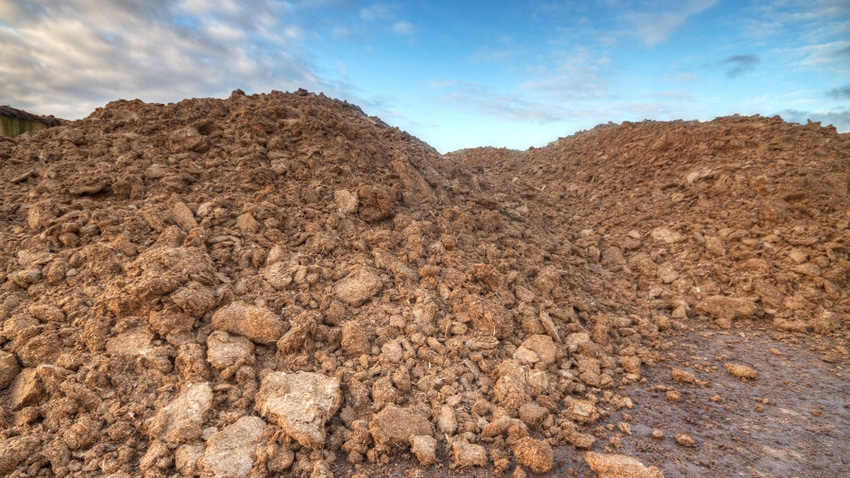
[338,322,850,478]
[0,91,848,477]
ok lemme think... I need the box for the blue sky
[1,1,848,152]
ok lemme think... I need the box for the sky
[1,1,848,153]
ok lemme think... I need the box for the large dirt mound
[1,91,848,477]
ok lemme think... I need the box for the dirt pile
[452,115,850,335]
[0,90,848,477]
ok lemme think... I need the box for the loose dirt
[1,90,848,477]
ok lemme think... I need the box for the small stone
[206,331,254,370]
[650,227,683,244]
[211,302,286,345]
[0,350,20,390]
[676,434,696,447]
[666,390,681,403]
[175,443,205,477]
[437,404,458,435]
[341,321,371,355]
[518,334,557,365]
[9,367,43,410]
[381,340,404,363]
[651,429,664,439]
[657,263,679,284]
[585,451,663,478]
[310,460,333,478]
[621,355,642,375]
[671,368,696,384]
[451,438,487,468]
[410,435,437,466]
[370,405,434,448]
[513,346,540,364]
[724,363,757,380]
[145,382,213,444]
[334,268,382,306]
[334,189,359,214]
[513,437,554,474]
[518,402,549,429]
[568,399,599,424]
[235,213,259,234]
[255,372,342,448]
[198,416,267,478]
[565,430,596,449]
[170,199,199,232]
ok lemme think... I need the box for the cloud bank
[0,0,323,118]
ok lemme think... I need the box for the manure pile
[0,90,848,477]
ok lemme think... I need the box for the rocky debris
[451,438,488,468]
[211,302,286,345]
[694,296,759,329]
[516,334,557,365]
[0,90,847,476]
[585,451,664,478]
[512,437,555,473]
[198,416,267,478]
[410,435,437,465]
[567,399,600,424]
[369,405,434,448]
[671,368,697,384]
[0,350,19,389]
[9,367,43,410]
[676,434,696,447]
[0,436,42,475]
[334,267,383,306]
[725,363,757,380]
[105,328,174,371]
[145,382,213,444]
[206,330,255,371]
[255,371,341,448]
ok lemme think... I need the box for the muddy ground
[337,321,850,478]
[0,90,848,477]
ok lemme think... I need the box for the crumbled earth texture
[1,90,848,477]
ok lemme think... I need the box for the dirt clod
[724,362,757,380]
[513,437,555,473]
[585,451,664,478]
[255,371,341,448]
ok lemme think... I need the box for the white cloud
[619,0,718,45]
[391,21,414,37]
[0,0,326,119]
[432,81,567,123]
[360,3,394,21]
[772,41,850,74]
[519,48,613,101]
[776,108,850,132]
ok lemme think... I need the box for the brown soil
[1,90,848,477]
